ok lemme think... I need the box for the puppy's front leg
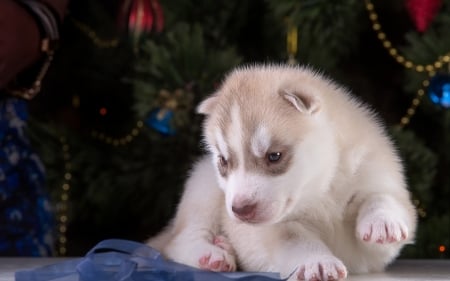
[356,193,414,244]
[152,157,236,271]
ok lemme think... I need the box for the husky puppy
[148,64,417,281]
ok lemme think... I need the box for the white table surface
[1,258,450,281]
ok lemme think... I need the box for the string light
[72,95,80,108]
[99,107,108,116]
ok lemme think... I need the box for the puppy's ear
[280,89,320,115]
[197,95,219,115]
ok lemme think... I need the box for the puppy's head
[198,65,339,224]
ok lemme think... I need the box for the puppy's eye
[267,152,282,163]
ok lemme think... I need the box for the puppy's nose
[232,202,257,219]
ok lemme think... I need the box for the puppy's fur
[148,64,417,281]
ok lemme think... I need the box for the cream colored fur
[147,64,417,281]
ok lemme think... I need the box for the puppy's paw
[294,255,347,281]
[197,235,236,272]
[356,210,408,244]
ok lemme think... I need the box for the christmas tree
[28,0,449,258]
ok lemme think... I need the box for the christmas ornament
[117,0,164,44]
[428,73,450,108]
[145,89,181,136]
[146,107,176,136]
[285,18,298,65]
[405,0,442,33]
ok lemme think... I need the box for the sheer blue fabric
[16,239,288,281]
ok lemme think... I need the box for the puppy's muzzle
[232,202,257,221]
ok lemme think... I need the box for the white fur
[215,129,229,160]
[147,64,417,281]
[251,125,271,158]
[229,102,244,163]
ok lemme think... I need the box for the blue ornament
[145,108,176,136]
[428,74,450,108]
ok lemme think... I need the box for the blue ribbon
[15,239,286,281]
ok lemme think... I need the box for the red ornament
[117,0,164,42]
[405,0,442,32]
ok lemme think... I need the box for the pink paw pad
[357,215,408,244]
[197,235,236,272]
[198,252,234,272]
[296,258,347,281]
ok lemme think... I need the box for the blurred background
[14,0,450,257]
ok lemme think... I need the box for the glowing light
[72,95,80,108]
[99,107,107,116]
[439,245,446,253]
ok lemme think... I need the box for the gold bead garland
[56,125,144,256]
[364,0,450,127]
[399,78,430,127]
[364,0,450,74]
[71,18,119,49]
[57,136,72,256]
[91,120,144,146]
[70,19,149,145]
[8,51,54,100]
[55,18,119,256]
